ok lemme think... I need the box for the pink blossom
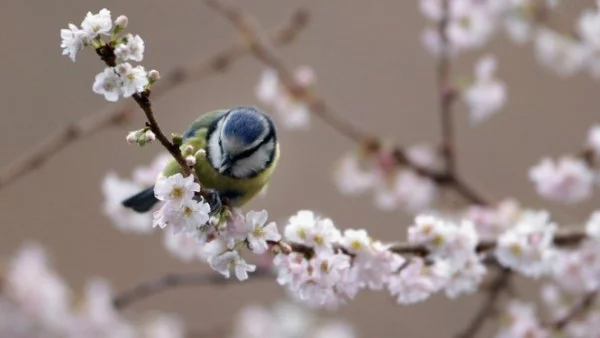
[529,156,595,204]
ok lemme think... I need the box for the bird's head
[206,106,277,178]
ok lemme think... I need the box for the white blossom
[388,258,449,304]
[101,172,153,233]
[208,250,256,281]
[284,210,318,244]
[166,199,211,233]
[340,229,371,255]
[80,8,113,38]
[534,28,587,77]
[115,34,145,62]
[60,24,86,62]
[92,67,121,102]
[245,210,281,254]
[255,66,314,130]
[529,156,595,204]
[587,124,600,156]
[496,301,549,338]
[495,211,557,278]
[586,210,600,240]
[334,154,375,195]
[463,55,506,124]
[153,173,200,204]
[446,3,494,51]
[5,243,71,329]
[115,63,149,97]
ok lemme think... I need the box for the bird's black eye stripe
[231,133,273,163]
[229,127,275,163]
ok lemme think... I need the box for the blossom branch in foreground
[205,0,489,206]
[0,9,308,191]
[94,45,203,185]
[113,268,273,310]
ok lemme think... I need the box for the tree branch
[548,291,598,331]
[436,0,456,176]
[0,9,308,191]
[455,269,512,338]
[113,268,273,310]
[205,0,490,206]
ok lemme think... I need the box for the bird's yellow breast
[163,128,279,207]
[194,144,279,206]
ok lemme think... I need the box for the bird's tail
[122,186,159,213]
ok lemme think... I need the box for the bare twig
[549,291,598,331]
[436,0,455,175]
[0,10,309,191]
[113,268,273,310]
[205,0,489,206]
[455,270,512,338]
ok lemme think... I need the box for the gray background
[0,1,597,337]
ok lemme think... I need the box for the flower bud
[126,130,139,144]
[172,133,183,146]
[144,130,156,141]
[115,15,129,29]
[185,155,197,166]
[182,144,195,156]
[195,149,207,158]
[148,69,161,83]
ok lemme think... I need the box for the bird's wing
[182,109,228,141]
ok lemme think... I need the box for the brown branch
[549,291,598,331]
[205,0,489,206]
[455,269,512,338]
[0,10,308,191]
[283,227,587,263]
[437,0,456,175]
[96,44,204,186]
[113,268,273,310]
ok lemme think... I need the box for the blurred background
[0,0,598,337]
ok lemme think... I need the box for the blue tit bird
[122,106,279,213]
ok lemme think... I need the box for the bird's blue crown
[222,107,267,145]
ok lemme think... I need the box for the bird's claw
[197,189,223,216]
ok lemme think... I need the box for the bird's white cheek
[207,132,223,169]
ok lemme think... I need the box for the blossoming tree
[1,0,600,337]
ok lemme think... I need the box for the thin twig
[205,0,489,206]
[97,44,204,185]
[437,0,456,175]
[455,269,512,338]
[549,291,598,331]
[113,268,273,310]
[0,10,308,191]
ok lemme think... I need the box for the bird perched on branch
[122,106,279,213]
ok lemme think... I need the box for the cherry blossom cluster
[60,8,158,102]
[102,153,228,262]
[272,211,484,308]
[150,171,284,281]
[255,66,316,130]
[0,243,184,337]
[510,212,600,337]
[419,0,542,55]
[231,301,355,338]
[529,125,600,204]
[534,0,600,78]
[333,144,441,212]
